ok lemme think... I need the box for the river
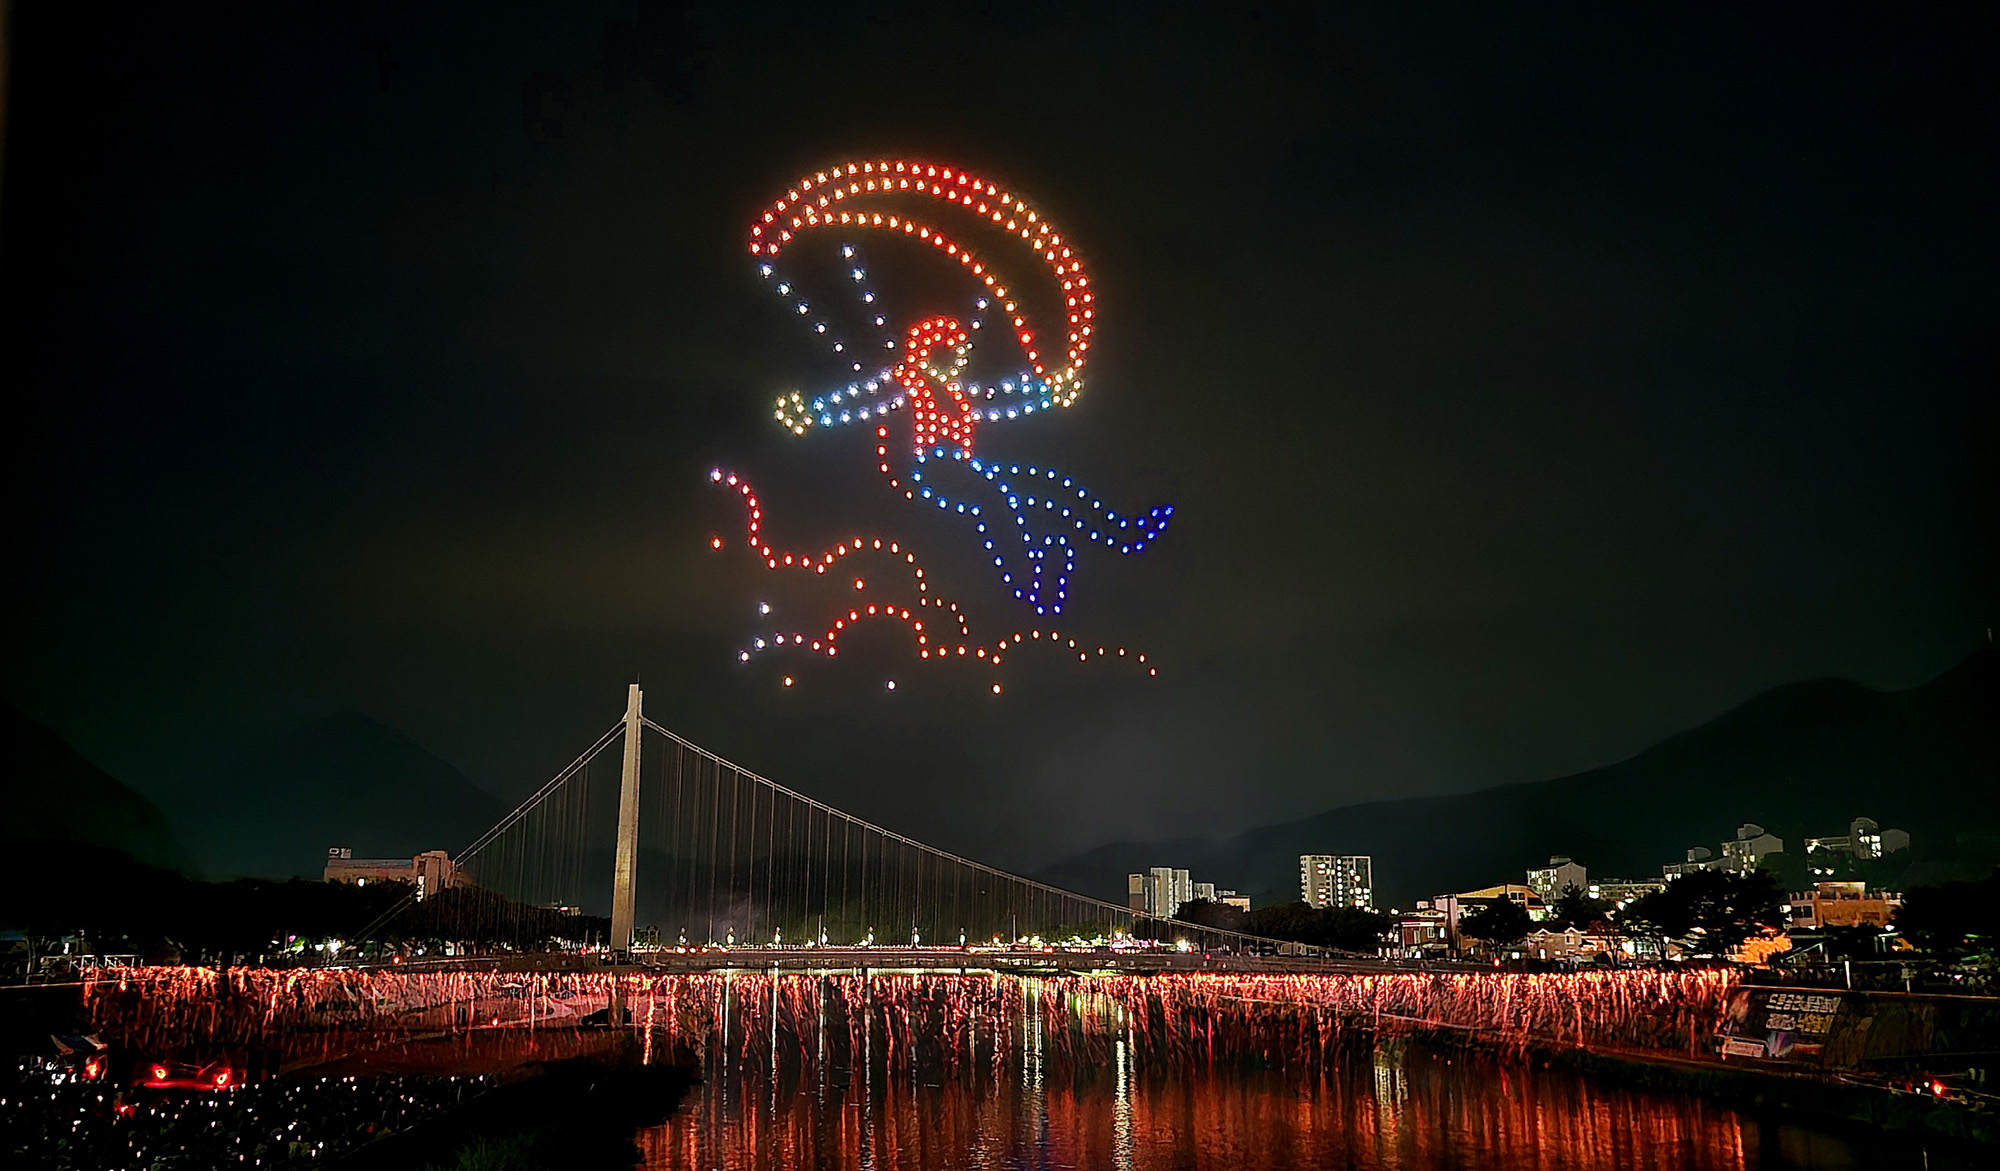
[49,966,1983,1168]
[627,976,1948,1170]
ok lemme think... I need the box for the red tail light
[215,1070,231,1086]
[150,1065,168,1081]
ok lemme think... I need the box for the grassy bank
[331,1046,698,1171]
[1538,1042,1996,1148]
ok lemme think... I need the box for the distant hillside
[0,704,187,871]
[1037,650,2000,908]
[165,711,507,880]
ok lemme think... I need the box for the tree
[1172,897,1248,933]
[1617,885,1694,958]
[1244,901,1391,952]
[1246,901,1319,944]
[1895,870,2000,959]
[1817,924,1884,960]
[1322,906,1393,952]
[1686,868,1786,956]
[1614,869,1785,958]
[1547,883,1612,931]
[1460,899,1532,949]
[1758,850,1809,893]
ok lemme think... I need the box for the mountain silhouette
[164,711,507,880]
[0,703,188,871]
[1036,650,1999,908]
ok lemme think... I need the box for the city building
[1126,868,1194,917]
[1665,823,1784,879]
[1192,881,1217,903]
[1804,817,1911,875]
[1301,855,1374,910]
[1428,894,1467,946]
[1217,890,1251,912]
[324,848,459,899]
[1587,878,1666,909]
[1719,823,1784,874]
[1390,905,1451,957]
[1452,884,1548,919]
[1787,881,1903,930]
[1522,927,1615,964]
[1428,884,1548,951]
[1663,846,1716,879]
[1526,855,1588,901]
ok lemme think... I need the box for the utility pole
[610,683,643,955]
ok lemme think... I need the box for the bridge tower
[609,682,643,952]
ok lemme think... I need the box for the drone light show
[712,160,1170,691]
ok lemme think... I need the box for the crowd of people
[0,1055,490,1170]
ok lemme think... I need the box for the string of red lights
[710,469,1155,690]
[82,966,1740,1072]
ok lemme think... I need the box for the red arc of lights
[711,470,1155,680]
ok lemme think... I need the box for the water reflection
[307,1027,633,1079]
[71,967,1955,1169]
[637,986,1926,1171]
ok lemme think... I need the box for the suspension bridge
[358,686,1330,970]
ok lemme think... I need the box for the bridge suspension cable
[359,688,1313,959]
[640,716,1185,945]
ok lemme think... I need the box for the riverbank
[1563,1043,1992,1144]
[19,963,1992,1169]
[1384,1030,1997,1153]
[0,1057,493,1170]
[328,1046,698,1171]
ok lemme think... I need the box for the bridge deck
[370,948,1490,977]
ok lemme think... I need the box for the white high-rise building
[1301,855,1373,910]
[1127,867,1195,917]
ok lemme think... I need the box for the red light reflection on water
[79,967,1917,1170]
[635,1043,1786,1171]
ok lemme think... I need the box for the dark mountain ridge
[0,703,188,871]
[1037,650,2000,907]
[163,710,508,880]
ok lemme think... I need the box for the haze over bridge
[362,686,1331,969]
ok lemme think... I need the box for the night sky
[5,3,1992,870]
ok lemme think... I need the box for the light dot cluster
[710,470,1156,685]
[710,467,968,647]
[760,237,1058,438]
[3,1057,491,1171]
[766,240,903,435]
[718,159,1171,689]
[880,432,1172,615]
[899,317,979,456]
[751,159,1094,426]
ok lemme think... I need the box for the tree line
[1439,870,1790,958]
[0,838,606,972]
[1171,897,1393,953]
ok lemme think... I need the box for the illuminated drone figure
[713,159,1168,685]
[751,159,1172,616]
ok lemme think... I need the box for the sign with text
[1720,987,1847,1062]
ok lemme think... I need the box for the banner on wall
[1719,986,1846,1061]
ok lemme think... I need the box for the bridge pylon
[609,682,643,952]
[357,681,1320,963]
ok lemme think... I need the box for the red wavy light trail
[712,470,1155,681]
